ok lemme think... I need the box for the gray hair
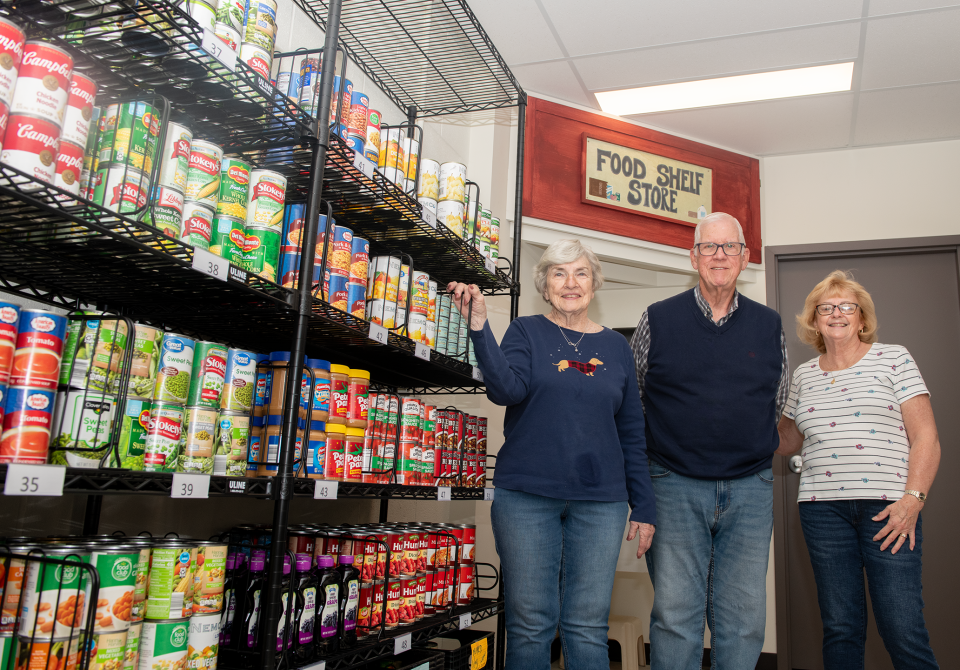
[533,239,604,298]
[693,212,745,250]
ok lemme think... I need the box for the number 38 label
[171,473,210,499]
[192,248,228,282]
[3,464,65,496]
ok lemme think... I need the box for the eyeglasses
[695,242,744,256]
[816,303,859,316]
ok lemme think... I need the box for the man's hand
[626,522,655,559]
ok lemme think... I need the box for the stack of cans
[86,101,160,215]
[239,0,278,79]
[363,260,438,348]
[435,293,477,365]
[319,223,368,317]
[141,121,193,241]
[180,139,221,250]
[241,168,286,283]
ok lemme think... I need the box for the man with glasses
[629,212,788,669]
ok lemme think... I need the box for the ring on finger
[899,533,908,539]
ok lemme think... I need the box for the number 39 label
[170,473,210,499]
[3,464,65,496]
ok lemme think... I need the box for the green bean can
[210,215,245,264]
[187,342,228,409]
[128,324,164,399]
[241,226,280,283]
[216,157,250,220]
[107,398,152,470]
[113,100,161,172]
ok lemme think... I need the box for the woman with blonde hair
[778,270,940,669]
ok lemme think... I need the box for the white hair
[693,212,745,250]
[533,239,604,298]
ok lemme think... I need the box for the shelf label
[472,367,483,382]
[470,639,488,670]
[201,28,237,72]
[394,632,412,655]
[368,322,388,344]
[314,480,338,500]
[484,258,496,274]
[193,248,228,282]
[352,152,375,179]
[421,208,437,229]
[483,488,495,501]
[301,662,325,670]
[459,612,472,630]
[414,343,431,361]
[256,75,273,98]
[228,265,248,283]
[171,473,210,499]
[4,464,65,496]
[437,486,452,501]
[227,479,248,495]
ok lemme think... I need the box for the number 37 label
[4,464,65,496]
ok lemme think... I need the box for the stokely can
[158,122,192,193]
[15,636,84,670]
[209,215,245,264]
[143,187,185,238]
[0,17,25,107]
[179,406,218,474]
[112,101,160,172]
[180,201,214,250]
[89,630,129,670]
[0,386,56,464]
[192,544,228,614]
[186,341,227,409]
[417,158,439,200]
[216,156,250,220]
[153,333,195,404]
[245,170,286,230]
[53,139,84,195]
[10,308,68,391]
[438,161,466,203]
[142,402,185,473]
[96,164,150,214]
[241,227,281,283]
[139,619,189,670]
[220,349,257,413]
[238,42,271,80]
[436,200,465,238]
[184,140,222,206]
[146,546,196,620]
[1,114,60,185]
[11,41,73,125]
[122,621,142,670]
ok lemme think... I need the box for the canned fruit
[158,123,192,193]
[152,334,195,404]
[1,114,61,185]
[245,170,286,230]
[417,159,439,200]
[142,403,184,473]
[438,162,466,203]
[436,200,465,238]
[184,140,222,206]
[11,41,73,125]
[216,157,249,219]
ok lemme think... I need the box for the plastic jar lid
[270,350,291,362]
[307,358,331,370]
[326,424,347,435]
[347,369,370,379]
[345,427,365,437]
[330,364,350,375]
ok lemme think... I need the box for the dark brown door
[766,238,960,670]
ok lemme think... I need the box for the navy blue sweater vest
[644,289,782,479]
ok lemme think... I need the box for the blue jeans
[645,460,773,670]
[798,500,938,670]
[491,487,628,670]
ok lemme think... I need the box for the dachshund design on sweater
[554,358,603,376]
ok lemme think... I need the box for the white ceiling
[471,0,960,156]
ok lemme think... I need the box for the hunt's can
[61,72,97,147]
[243,0,278,51]
[89,630,128,670]
[10,309,67,391]
[216,156,250,219]
[214,411,249,477]
[123,622,142,670]
[184,140,222,206]
[417,159,439,200]
[245,169,286,230]
[146,546,196,620]
[158,122,192,193]
[139,619,190,669]
[209,215,245,264]
[144,187,184,238]
[241,227,281,282]
[1,114,60,184]
[48,390,117,467]
[215,0,244,33]
[187,342,227,409]
[106,398,152,470]
[436,200,465,238]
[152,333,195,404]
[239,42,271,80]
[112,101,160,172]
[53,139,84,196]
[0,17,25,107]
[11,41,73,125]
[0,386,55,464]
[192,544,228,614]
[220,349,257,412]
[438,162,466,203]
[180,201,214,250]
[143,403,184,473]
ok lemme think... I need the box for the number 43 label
[192,248,228,282]
[3,464,65,496]
[170,473,210,499]
[314,481,338,500]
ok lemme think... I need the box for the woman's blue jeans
[491,487,628,670]
[799,500,938,670]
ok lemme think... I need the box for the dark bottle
[315,555,341,655]
[336,554,360,648]
[243,550,268,650]
[276,555,293,653]
[292,553,318,662]
[219,553,239,647]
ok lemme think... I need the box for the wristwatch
[904,489,927,503]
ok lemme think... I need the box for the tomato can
[384,578,400,630]
[216,157,250,219]
[142,403,184,473]
[152,333,195,404]
[0,386,53,464]
[15,636,84,670]
[398,576,416,626]
[158,122,192,193]
[179,407,218,474]
[61,72,97,147]
[241,227,280,282]
[220,349,256,413]
[89,630,128,670]
[18,545,90,638]
[184,140,222,206]
[86,549,140,632]
[9,309,67,391]
[192,543,227,615]
[238,42,271,80]
[356,581,373,638]
[1,114,60,184]
[11,41,73,125]
[122,621,142,670]
[436,200,465,238]
[143,186,184,238]
[400,532,420,577]
[112,101,160,172]
[417,159,439,200]
[146,545,196,620]
[245,169,286,230]
[139,619,189,670]
[180,201,214,250]
[0,17,25,107]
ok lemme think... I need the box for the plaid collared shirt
[629,285,790,418]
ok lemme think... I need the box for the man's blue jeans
[645,460,773,670]
[491,487,628,670]
[798,500,938,670]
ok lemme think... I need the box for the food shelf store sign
[583,136,712,226]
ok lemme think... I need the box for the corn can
[184,140,222,206]
[209,215,245,265]
[112,101,160,172]
[241,227,281,283]
[215,156,250,219]
[245,169,286,230]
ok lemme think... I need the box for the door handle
[788,455,802,474]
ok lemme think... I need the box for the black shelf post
[510,96,527,322]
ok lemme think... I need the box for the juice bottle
[336,554,360,648]
[316,555,341,655]
[243,550,267,650]
[276,556,293,652]
[293,553,317,662]
[219,553,239,646]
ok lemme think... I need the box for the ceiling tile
[512,61,596,107]
[573,22,861,92]
[538,0,863,57]
[860,8,960,89]
[630,93,855,156]
[854,82,960,145]
[469,0,565,65]
[869,0,960,15]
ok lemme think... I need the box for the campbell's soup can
[1,113,60,184]
[143,403,185,473]
[239,42,272,80]
[9,309,67,390]
[417,159,439,200]
[245,169,286,230]
[159,122,193,193]
[144,186,185,238]
[0,386,56,464]
[0,17,25,107]
[180,201,214,250]
[61,72,97,147]
[0,99,7,152]
[184,140,223,206]
[53,139,84,195]
[11,41,73,125]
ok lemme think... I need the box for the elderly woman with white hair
[447,239,656,670]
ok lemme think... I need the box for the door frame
[764,234,960,670]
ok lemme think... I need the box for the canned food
[48,390,117,467]
[18,547,89,638]
[143,403,184,473]
[1,114,61,185]
[112,101,160,172]
[216,157,249,219]
[214,411,249,477]
[10,309,68,391]
[346,91,368,136]
[401,137,419,181]
[124,324,163,400]
[158,122,192,193]
[139,619,189,670]
[436,200,465,238]
[384,578,400,630]
[89,630,128,670]
[245,170,286,230]
[183,0,217,31]
[81,317,128,394]
[96,164,150,214]
[457,564,474,604]
[186,342,227,409]
[86,549,139,632]
[0,17,25,107]
[146,546,196,620]
[215,0,244,34]
[220,349,256,412]
[417,159,439,200]
[0,386,55,464]
[61,73,97,148]
[179,406,218,474]
[243,0,278,51]
[143,187,184,238]
[438,162,466,203]
[106,398,152,470]
[184,613,220,669]
[238,42,271,80]
[192,545,227,614]
[209,215,245,264]
[122,621,142,670]
[325,273,348,311]
[241,227,280,282]
[180,201,214,250]
[477,208,492,241]
[11,41,73,125]
[152,333,195,404]
[15,636,83,670]
[184,140,222,206]
[214,23,240,53]
[346,282,365,319]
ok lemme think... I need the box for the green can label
[245,169,286,230]
[146,547,195,620]
[49,391,117,466]
[108,398,152,470]
[180,202,214,250]
[113,101,161,172]
[132,549,150,621]
[97,104,119,164]
[187,342,228,409]
[59,310,99,386]
[87,552,139,633]
[123,621,143,670]
[241,227,280,282]
[19,552,89,638]
[216,157,250,219]
[128,324,164,400]
[193,546,228,614]
[90,631,127,670]
[210,216,245,265]
[140,620,189,668]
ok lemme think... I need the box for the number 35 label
[4,464,65,496]
[171,473,210,499]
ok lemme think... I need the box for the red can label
[387,532,403,577]
[12,41,73,125]
[399,576,417,625]
[385,578,401,629]
[0,302,20,384]
[346,379,368,423]
[189,149,219,177]
[458,565,474,604]
[61,72,97,146]
[182,214,213,242]
[9,310,67,390]
[357,581,373,635]
[0,18,25,106]
[331,375,349,420]
[401,533,419,576]
[54,139,84,195]
[0,386,55,464]
[1,114,60,183]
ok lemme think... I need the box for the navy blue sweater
[470,315,656,525]
[644,290,782,479]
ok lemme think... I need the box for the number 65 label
[3,464,65,496]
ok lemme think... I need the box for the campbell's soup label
[0,386,55,464]
[61,72,97,146]
[54,139,84,195]
[1,113,61,184]
[9,309,67,390]
[0,19,24,109]
[0,301,20,384]
[11,41,73,125]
